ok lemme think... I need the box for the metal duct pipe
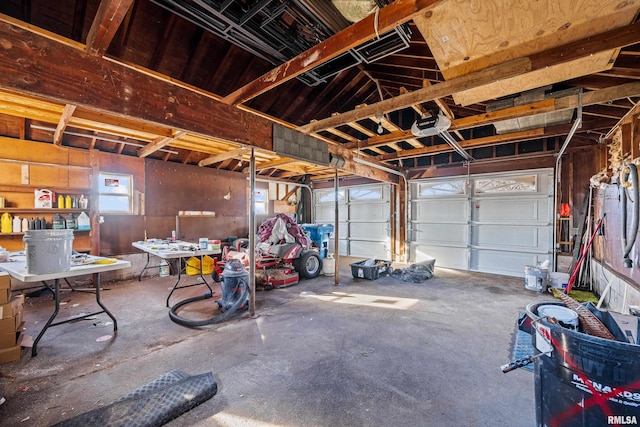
[552,89,582,271]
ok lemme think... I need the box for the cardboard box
[0,272,9,289]
[0,322,22,349]
[0,294,24,319]
[0,273,10,304]
[0,288,10,305]
[0,310,22,333]
[0,333,24,364]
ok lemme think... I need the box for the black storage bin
[350,259,392,280]
[526,302,640,427]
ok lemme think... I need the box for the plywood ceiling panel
[415,0,640,105]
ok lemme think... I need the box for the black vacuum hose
[168,278,249,327]
[621,163,639,268]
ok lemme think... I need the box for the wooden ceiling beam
[53,104,77,145]
[301,21,640,134]
[221,0,444,106]
[198,146,249,167]
[302,58,532,133]
[254,158,299,171]
[138,131,186,157]
[0,17,274,149]
[85,0,135,55]
[340,81,640,150]
[379,129,546,161]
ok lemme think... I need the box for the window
[474,175,537,194]
[254,189,267,214]
[318,189,346,203]
[98,172,133,213]
[349,186,383,200]
[417,180,467,197]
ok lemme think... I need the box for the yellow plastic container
[1,212,12,233]
[185,256,215,275]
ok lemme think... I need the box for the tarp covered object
[391,258,436,283]
[258,213,309,247]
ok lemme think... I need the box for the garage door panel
[315,204,348,222]
[410,244,467,270]
[470,249,547,276]
[472,224,550,251]
[350,240,388,259]
[314,184,391,259]
[473,197,550,223]
[329,238,347,255]
[351,222,388,240]
[409,169,553,277]
[412,223,468,245]
[414,199,468,221]
[350,202,389,221]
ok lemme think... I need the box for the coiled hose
[621,163,639,268]
[168,278,249,327]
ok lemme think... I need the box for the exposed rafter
[300,21,640,133]
[221,0,444,106]
[53,104,76,145]
[85,0,135,55]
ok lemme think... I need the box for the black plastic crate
[350,259,393,280]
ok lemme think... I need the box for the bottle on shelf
[40,217,47,230]
[29,217,35,230]
[52,213,65,229]
[12,215,20,233]
[65,213,76,230]
[1,213,12,233]
[21,217,28,232]
[65,195,71,209]
[58,194,64,209]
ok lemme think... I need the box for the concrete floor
[0,258,555,426]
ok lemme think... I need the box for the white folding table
[0,256,131,356]
[132,241,221,306]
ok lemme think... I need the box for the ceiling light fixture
[375,113,384,134]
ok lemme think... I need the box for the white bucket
[322,253,335,276]
[549,272,570,289]
[524,266,547,292]
[23,229,73,274]
[537,304,579,330]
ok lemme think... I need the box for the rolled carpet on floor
[53,370,217,427]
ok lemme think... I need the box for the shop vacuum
[169,259,249,327]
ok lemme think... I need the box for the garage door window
[318,189,345,203]
[418,179,466,197]
[350,186,383,200]
[474,175,537,193]
[98,172,133,213]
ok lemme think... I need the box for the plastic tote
[23,229,74,274]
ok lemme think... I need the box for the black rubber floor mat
[52,370,217,427]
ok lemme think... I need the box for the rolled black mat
[52,370,217,427]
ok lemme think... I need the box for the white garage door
[314,184,391,259]
[409,169,553,277]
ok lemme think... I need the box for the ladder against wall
[557,216,574,255]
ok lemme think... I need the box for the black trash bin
[526,302,640,427]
